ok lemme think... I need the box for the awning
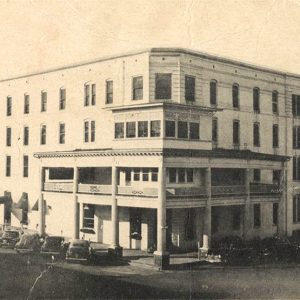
[15,192,28,211]
[31,199,47,211]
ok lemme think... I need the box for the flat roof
[1,47,300,83]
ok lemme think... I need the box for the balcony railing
[212,185,246,196]
[44,181,73,193]
[117,186,158,197]
[250,183,280,194]
[78,184,112,194]
[166,187,207,197]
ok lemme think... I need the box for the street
[1,248,300,299]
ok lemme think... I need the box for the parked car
[40,236,68,257]
[0,229,21,248]
[14,233,42,254]
[66,239,94,263]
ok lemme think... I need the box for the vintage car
[65,239,94,263]
[0,229,21,248]
[14,233,42,254]
[40,236,68,257]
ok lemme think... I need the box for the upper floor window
[273,170,281,184]
[126,122,136,138]
[253,87,260,113]
[272,91,278,114]
[6,127,11,147]
[106,80,113,104]
[41,91,47,112]
[24,126,29,146]
[165,120,175,138]
[273,203,279,226]
[253,169,261,181]
[253,122,260,147]
[150,120,161,137]
[84,83,96,106]
[178,121,188,139]
[59,123,65,144]
[293,195,300,223]
[24,94,30,114]
[138,121,148,137]
[185,75,195,102]
[84,120,95,142]
[293,156,300,180]
[59,88,66,110]
[168,168,194,184]
[253,203,261,227]
[293,126,300,149]
[232,84,239,109]
[115,123,124,139]
[273,124,279,148]
[233,120,240,146]
[132,76,143,100]
[5,156,11,177]
[40,124,47,145]
[210,80,217,106]
[189,122,200,140]
[23,155,29,178]
[155,73,172,100]
[212,118,218,144]
[292,94,300,117]
[6,96,12,116]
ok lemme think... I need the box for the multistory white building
[0,48,300,268]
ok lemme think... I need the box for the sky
[0,0,300,79]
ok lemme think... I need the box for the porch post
[154,165,169,269]
[202,167,211,250]
[243,168,251,239]
[278,164,287,236]
[108,166,123,258]
[39,167,45,236]
[72,167,79,239]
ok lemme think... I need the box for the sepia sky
[0,0,300,79]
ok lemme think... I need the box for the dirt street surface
[1,249,300,299]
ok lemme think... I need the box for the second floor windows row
[5,155,29,178]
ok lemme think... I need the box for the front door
[130,208,142,249]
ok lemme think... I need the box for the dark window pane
[6,156,11,177]
[178,121,188,139]
[178,169,185,183]
[273,124,279,148]
[24,127,29,146]
[253,169,261,181]
[84,84,90,106]
[91,84,96,105]
[7,97,12,116]
[210,80,217,105]
[126,122,136,138]
[23,155,29,177]
[233,120,240,145]
[133,76,143,100]
[84,121,89,142]
[165,120,175,138]
[24,95,30,114]
[150,120,161,137]
[41,91,47,112]
[59,123,65,144]
[115,123,124,139]
[185,76,195,102]
[190,122,200,140]
[232,84,239,108]
[253,123,260,147]
[60,88,66,110]
[142,168,149,181]
[155,74,172,100]
[106,81,113,104]
[272,91,278,114]
[151,168,158,182]
[138,121,148,137]
[186,169,193,183]
[133,168,140,181]
[91,121,95,142]
[6,127,11,147]
[253,88,260,113]
[273,203,278,225]
[169,168,176,183]
[253,204,261,227]
[212,118,218,143]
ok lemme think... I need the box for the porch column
[72,167,79,239]
[38,167,45,236]
[278,165,287,236]
[202,167,211,250]
[243,168,251,239]
[108,166,123,258]
[154,165,169,269]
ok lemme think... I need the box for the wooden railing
[212,185,246,195]
[78,184,112,194]
[43,181,73,193]
[117,186,158,197]
[166,187,207,197]
[250,183,280,194]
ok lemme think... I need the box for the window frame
[212,117,218,144]
[106,80,113,104]
[6,96,12,116]
[6,127,11,147]
[132,76,143,101]
[138,121,148,138]
[210,80,217,106]
[59,88,66,110]
[24,94,30,114]
[5,156,11,177]
[177,121,188,139]
[233,119,240,146]
[253,122,260,147]
[59,123,65,144]
[40,124,47,145]
[23,126,29,146]
[41,91,47,112]
[272,90,278,114]
[185,75,195,102]
[150,120,161,137]
[293,195,300,223]
[253,87,260,113]
[23,155,29,178]
[232,83,239,109]
[165,120,176,138]
[273,124,279,148]
[115,122,124,139]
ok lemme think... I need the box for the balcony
[44,181,73,193]
[117,186,158,197]
[78,184,112,194]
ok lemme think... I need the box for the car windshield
[19,234,38,245]
[3,231,19,238]
[45,237,63,246]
